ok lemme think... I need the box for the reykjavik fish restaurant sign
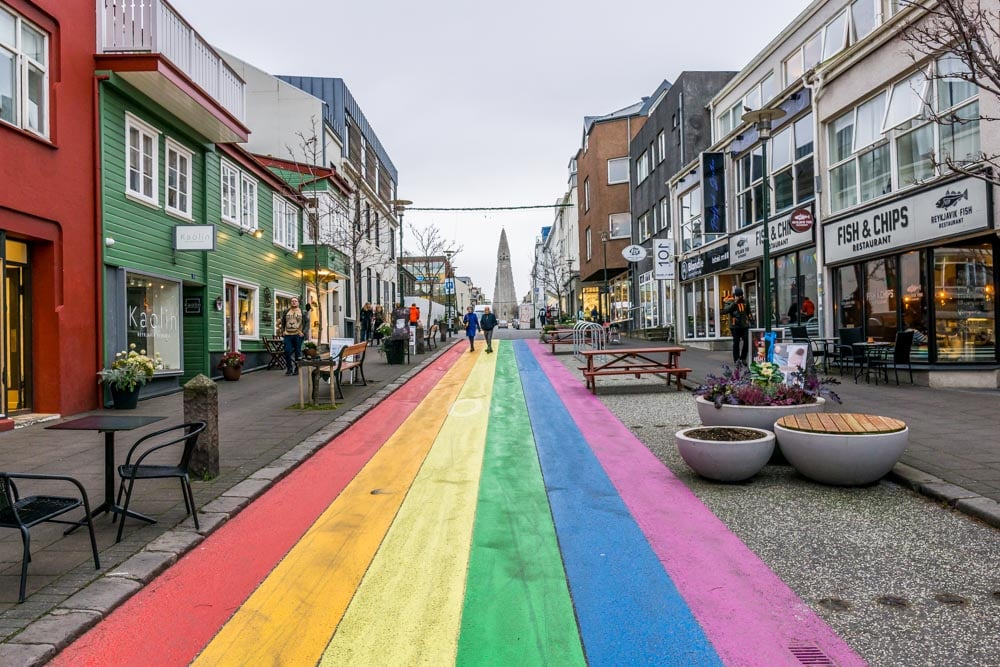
[824,177,990,264]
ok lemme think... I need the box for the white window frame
[124,113,160,206]
[272,194,299,252]
[584,177,590,211]
[678,185,703,252]
[636,150,650,183]
[609,212,631,239]
[0,6,48,137]
[220,159,240,224]
[240,174,258,231]
[659,197,670,233]
[223,277,260,344]
[638,211,652,241]
[586,226,592,261]
[164,138,192,219]
[657,131,666,163]
[607,157,629,185]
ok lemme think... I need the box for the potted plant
[98,344,160,409]
[695,361,841,429]
[217,351,246,381]
[675,426,775,482]
[302,341,319,358]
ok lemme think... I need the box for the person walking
[371,305,385,345]
[280,297,304,375]
[722,288,753,365]
[462,306,480,353]
[480,306,498,353]
[360,303,373,342]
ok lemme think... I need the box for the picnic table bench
[579,346,690,394]
[543,327,598,354]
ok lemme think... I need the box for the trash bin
[386,339,405,365]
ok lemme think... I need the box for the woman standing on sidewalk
[462,306,480,353]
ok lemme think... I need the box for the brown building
[576,102,646,322]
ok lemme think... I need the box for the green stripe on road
[456,341,586,666]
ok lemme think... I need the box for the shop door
[743,281,759,328]
[4,248,30,414]
[224,283,239,352]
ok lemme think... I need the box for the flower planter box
[695,395,828,431]
[774,413,908,486]
[674,426,775,482]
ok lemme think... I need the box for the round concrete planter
[675,426,775,482]
[696,396,827,431]
[774,423,908,486]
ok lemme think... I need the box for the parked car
[499,319,509,328]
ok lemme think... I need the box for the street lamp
[565,257,574,320]
[390,199,412,306]
[740,107,785,334]
[443,248,455,338]
[600,230,609,324]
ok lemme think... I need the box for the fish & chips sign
[823,177,989,264]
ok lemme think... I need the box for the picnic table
[544,327,599,354]
[579,346,690,394]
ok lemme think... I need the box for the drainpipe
[801,69,827,337]
[94,73,110,409]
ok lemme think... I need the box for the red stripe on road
[52,344,465,667]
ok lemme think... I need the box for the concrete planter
[696,396,827,431]
[674,426,775,482]
[774,423,909,486]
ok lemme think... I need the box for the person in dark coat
[722,288,753,365]
[360,303,373,341]
[462,306,479,353]
[480,306,498,353]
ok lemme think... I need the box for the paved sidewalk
[0,338,460,653]
[589,335,1000,521]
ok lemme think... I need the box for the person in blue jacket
[479,306,498,354]
[462,306,479,353]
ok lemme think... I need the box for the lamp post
[390,199,412,306]
[600,230,609,324]
[740,108,785,334]
[443,248,455,339]
[565,257,574,320]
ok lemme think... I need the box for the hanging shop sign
[621,244,647,262]
[174,225,216,251]
[823,177,990,265]
[679,244,730,281]
[729,204,814,266]
[653,239,674,280]
[701,152,726,235]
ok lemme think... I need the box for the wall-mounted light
[105,237,115,247]
[296,251,304,260]
[253,229,264,239]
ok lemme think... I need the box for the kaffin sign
[824,177,990,264]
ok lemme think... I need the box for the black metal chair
[788,325,809,341]
[0,473,100,602]
[835,327,865,378]
[115,422,207,543]
[869,330,915,385]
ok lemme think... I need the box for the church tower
[492,229,517,322]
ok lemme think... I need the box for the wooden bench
[776,413,906,434]
[774,413,908,486]
[579,347,690,394]
[424,324,439,351]
[262,336,286,370]
[332,341,368,399]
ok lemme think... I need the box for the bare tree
[408,223,462,332]
[291,119,394,343]
[901,0,1000,185]
[535,244,570,320]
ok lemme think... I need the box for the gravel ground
[556,361,1000,667]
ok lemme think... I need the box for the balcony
[97,0,248,143]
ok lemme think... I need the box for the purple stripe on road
[528,344,865,667]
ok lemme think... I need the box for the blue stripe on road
[513,340,721,666]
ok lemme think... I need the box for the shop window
[934,244,994,362]
[639,271,658,328]
[900,251,929,361]
[226,283,257,339]
[834,264,863,330]
[274,293,294,336]
[125,273,181,372]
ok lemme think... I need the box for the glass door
[4,240,30,414]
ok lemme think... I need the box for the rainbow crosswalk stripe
[54,341,863,666]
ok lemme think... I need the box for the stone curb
[888,463,1000,529]
[2,343,456,665]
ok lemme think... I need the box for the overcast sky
[171,0,809,300]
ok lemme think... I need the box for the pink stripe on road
[529,345,864,667]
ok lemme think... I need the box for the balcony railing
[98,0,245,122]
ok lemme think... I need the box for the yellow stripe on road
[320,349,498,665]
[192,351,480,667]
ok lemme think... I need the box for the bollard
[184,374,219,479]
[415,325,425,354]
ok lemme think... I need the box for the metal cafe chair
[0,473,100,602]
[868,330,915,385]
[115,422,207,543]
[834,327,865,378]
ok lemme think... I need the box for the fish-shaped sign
[935,190,968,209]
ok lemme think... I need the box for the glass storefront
[125,272,181,372]
[775,249,819,335]
[832,239,996,363]
[639,271,658,328]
